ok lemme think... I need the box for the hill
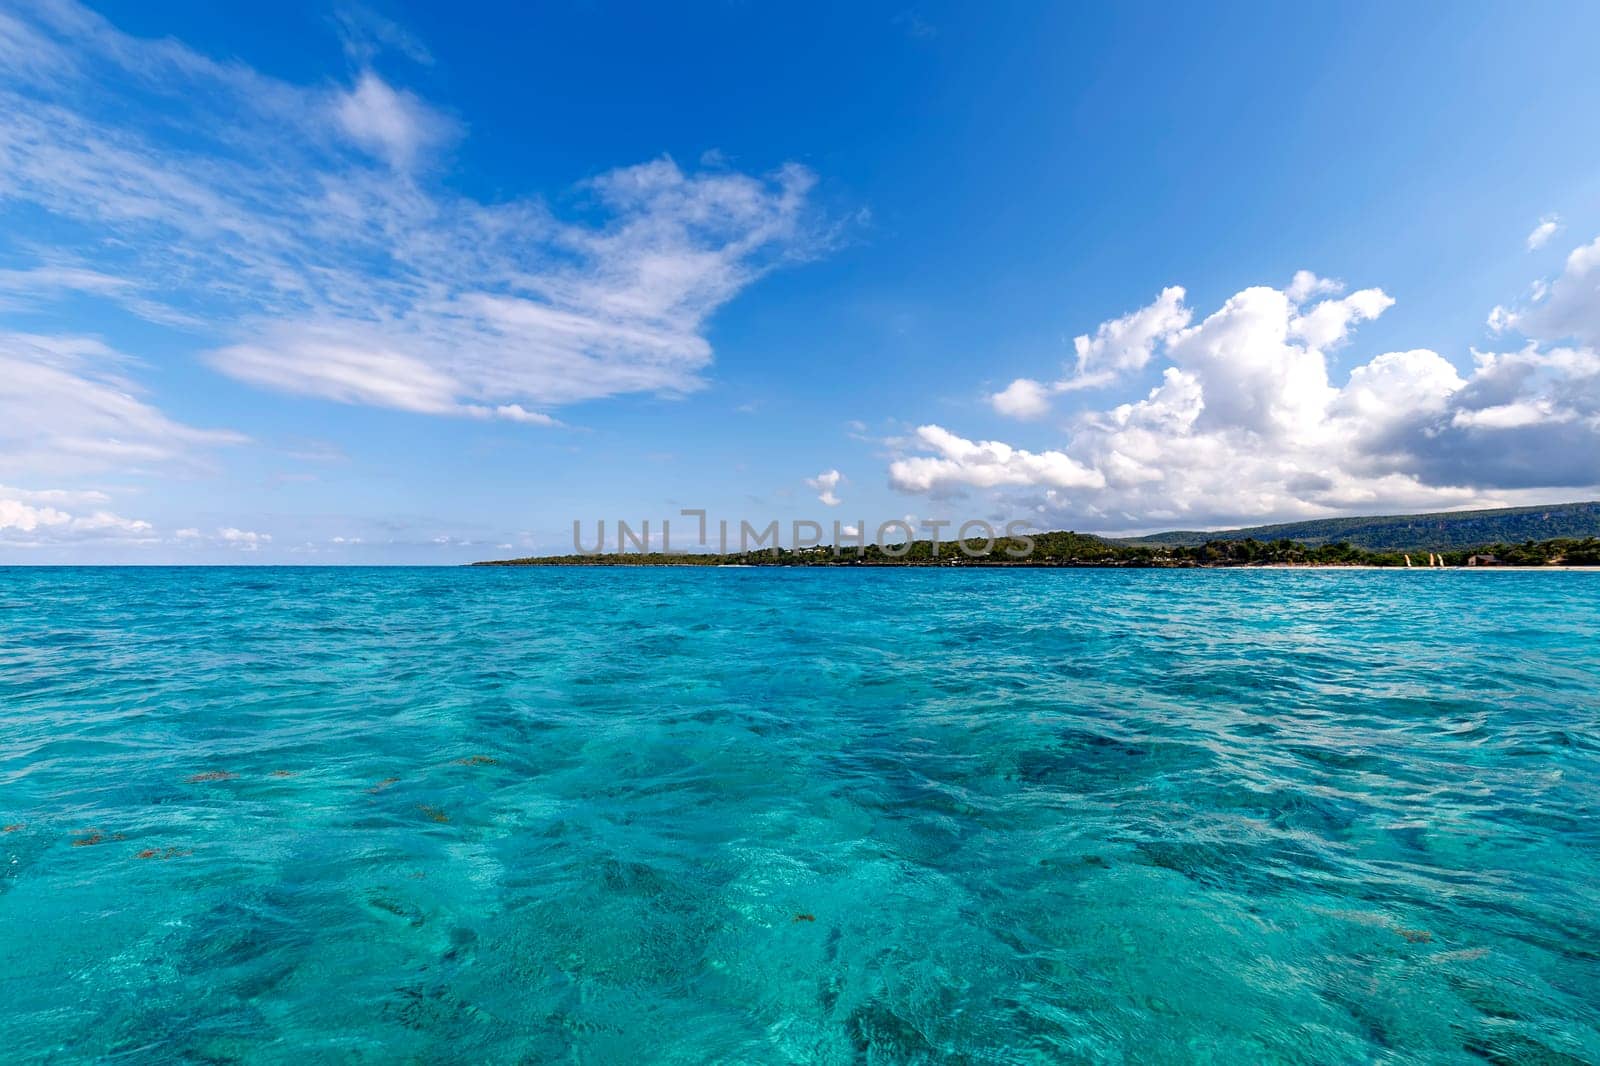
[474,503,1600,566]
[1115,502,1600,551]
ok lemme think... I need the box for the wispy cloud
[1527,214,1561,251]
[331,3,435,67]
[0,0,829,429]
[0,331,244,477]
[892,10,937,39]
[334,70,458,169]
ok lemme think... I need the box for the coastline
[477,528,1600,570]
[1256,564,1599,572]
[475,559,1600,571]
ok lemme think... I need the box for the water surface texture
[2,567,1598,1063]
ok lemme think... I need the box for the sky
[3,0,1600,563]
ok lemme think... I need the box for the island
[477,503,1600,568]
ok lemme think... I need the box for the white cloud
[0,331,244,476]
[1332,349,1464,432]
[1527,215,1561,251]
[166,526,284,551]
[0,484,153,544]
[333,70,456,169]
[888,425,1104,494]
[989,378,1052,419]
[891,256,1600,527]
[1159,285,1342,440]
[0,265,126,302]
[483,404,560,426]
[1506,234,1600,349]
[218,527,272,550]
[0,262,202,327]
[989,277,1397,423]
[1072,285,1190,380]
[989,286,1190,419]
[0,2,828,429]
[0,485,111,506]
[1285,270,1343,304]
[1450,399,1562,430]
[1288,287,1394,351]
[806,469,844,506]
[332,5,435,67]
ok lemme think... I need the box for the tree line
[476,534,1600,568]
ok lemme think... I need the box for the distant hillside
[1117,501,1600,551]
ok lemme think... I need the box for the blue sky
[4,1,1600,562]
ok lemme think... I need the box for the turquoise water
[2,568,1598,1063]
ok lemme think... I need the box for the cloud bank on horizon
[887,245,1600,530]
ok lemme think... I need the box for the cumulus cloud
[1285,270,1343,304]
[0,484,154,544]
[1072,285,1191,381]
[218,527,272,550]
[806,469,844,506]
[987,276,1391,423]
[1288,287,1394,351]
[0,1,827,428]
[888,425,1103,495]
[894,251,1600,527]
[989,286,1191,418]
[1527,215,1561,251]
[989,378,1052,419]
[1504,234,1600,349]
[165,526,277,551]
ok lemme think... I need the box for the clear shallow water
[2,567,1598,1064]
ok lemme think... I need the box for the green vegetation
[477,502,1600,567]
[1117,501,1600,551]
[475,534,1600,568]
[1437,538,1600,567]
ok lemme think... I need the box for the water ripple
[1,567,1597,1062]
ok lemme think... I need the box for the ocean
[2,567,1597,1063]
